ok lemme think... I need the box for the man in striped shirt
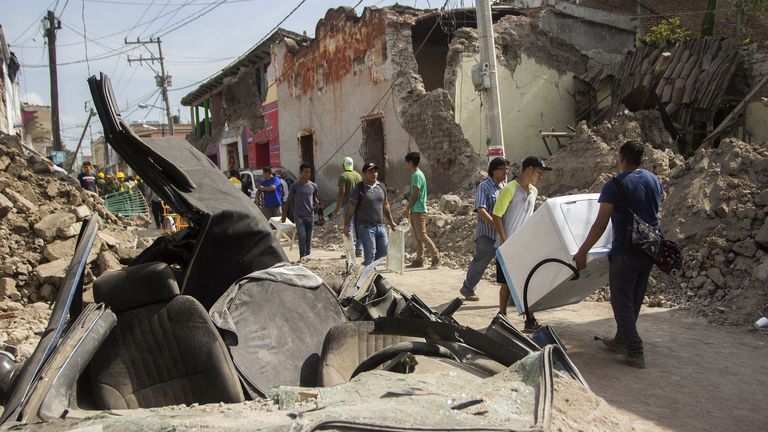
[459,157,510,301]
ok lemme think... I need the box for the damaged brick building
[271,5,588,197]
[180,5,590,197]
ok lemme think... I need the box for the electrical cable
[126,0,158,41]
[155,0,228,38]
[168,0,315,93]
[82,0,91,75]
[148,0,197,37]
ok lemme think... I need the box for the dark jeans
[358,224,388,266]
[295,216,314,258]
[461,235,496,292]
[151,200,163,229]
[609,249,654,354]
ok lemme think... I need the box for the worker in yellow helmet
[96,172,107,196]
[116,172,126,192]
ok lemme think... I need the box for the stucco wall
[455,53,578,164]
[274,9,417,202]
[747,102,768,145]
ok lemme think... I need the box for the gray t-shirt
[288,181,318,219]
[351,181,387,227]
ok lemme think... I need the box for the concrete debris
[0,192,13,219]
[0,131,147,361]
[3,188,38,214]
[33,212,77,242]
[95,250,123,277]
[72,205,91,221]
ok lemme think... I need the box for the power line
[21,44,143,68]
[126,0,158,41]
[168,0,312,93]
[81,0,91,75]
[156,0,228,38]
[84,0,255,4]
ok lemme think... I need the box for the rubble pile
[537,110,683,195]
[652,137,768,325]
[537,115,767,325]
[0,132,146,360]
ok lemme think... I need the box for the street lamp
[138,104,169,136]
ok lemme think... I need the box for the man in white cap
[331,156,363,257]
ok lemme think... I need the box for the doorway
[299,133,315,180]
[360,115,386,182]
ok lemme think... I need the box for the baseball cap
[361,162,379,172]
[342,156,354,171]
[522,156,552,171]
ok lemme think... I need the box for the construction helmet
[342,156,354,171]
[117,172,125,179]
[97,172,105,179]
[135,175,141,181]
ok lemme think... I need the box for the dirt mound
[652,137,768,325]
[0,132,147,360]
[537,110,683,195]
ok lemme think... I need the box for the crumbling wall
[390,18,485,193]
[221,67,265,133]
[449,16,589,163]
[743,42,768,145]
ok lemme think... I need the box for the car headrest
[94,262,180,313]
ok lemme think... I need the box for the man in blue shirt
[256,167,283,218]
[458,157,509,301]
[77,161,98,194]
[574,140,662,369]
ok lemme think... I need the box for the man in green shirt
[401,152,440,268]
[331,156,363,257]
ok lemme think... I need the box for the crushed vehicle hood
[88,73,287,308]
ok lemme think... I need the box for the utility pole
[126,37,174,135]
[68,109,97,173]
[44,10,63,151]
[475,0,505,160]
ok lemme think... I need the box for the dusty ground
[293,248,768,432]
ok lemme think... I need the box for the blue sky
[3,0,444,153]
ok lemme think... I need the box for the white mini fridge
[496,194,613,315]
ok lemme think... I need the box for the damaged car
[0,73,591,431]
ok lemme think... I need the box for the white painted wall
[747,102,768,145]
[455,53,578,164]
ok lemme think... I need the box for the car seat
[86,262,244,409]
[316,321,415,387]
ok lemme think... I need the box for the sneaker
[623,352,646,369]
[407,258,424,268]
[429,256,441,269]
[601,338,628,355]
[459,288,479,301]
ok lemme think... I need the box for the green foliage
[643,18,695,46]
[730,0,768,18]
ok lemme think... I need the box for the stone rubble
[0,131,147,360]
